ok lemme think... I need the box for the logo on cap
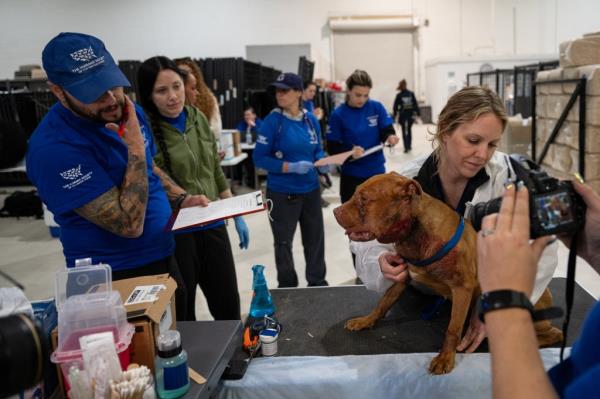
[70,46,97,62]
[277,74,285,81]
[60,164,83,180]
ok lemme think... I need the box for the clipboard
[166,191,266,232]
[314,144,384,166]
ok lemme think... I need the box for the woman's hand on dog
[379,252,409,283]
[457,311,487,353]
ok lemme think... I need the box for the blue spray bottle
[249,264,275,318]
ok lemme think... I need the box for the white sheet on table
[219,349,566,399]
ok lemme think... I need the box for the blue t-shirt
[253,109,324,194]
[548,301,600,398]
[327,99,393,178]
[26,103,174,271]
[235,118,263,134]
[161,109,187,133]
[303,100,315,113]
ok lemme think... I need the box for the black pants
[399,116,414,151]
[267,188,328,288]
[174,225,241,321]
[340,174,371,269]
[112,255,188,322]
[340,173,370,204]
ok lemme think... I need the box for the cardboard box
[112,274,177,372]
[232,131,241,156]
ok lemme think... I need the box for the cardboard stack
[535,32,600,193]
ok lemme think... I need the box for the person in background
[174,58,224,155]
[302,81,323,120]
[327,69,399,273]
[235,107,263,188]
[26,33,209,320]
[352,86,562,352]
[236,107,263,143]
[138,56,249,321]
[253,72,328,288]
[478,176,600,398]
[392,79,420,153]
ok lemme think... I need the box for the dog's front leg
[429,286,473,374]
[345,281,407,331]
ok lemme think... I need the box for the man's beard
[63,94,124,124]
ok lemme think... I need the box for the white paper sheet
[171,191,265,231]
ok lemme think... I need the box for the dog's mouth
[345,229,376,242]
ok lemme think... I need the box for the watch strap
[477,290,564,322]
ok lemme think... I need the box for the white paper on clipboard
[171,191,265,231]
[348,144,383,161]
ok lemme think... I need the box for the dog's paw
[428,352,455,375]
[344,316,375,331]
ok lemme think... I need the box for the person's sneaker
[355,277,363,285]
[321,198,330,208]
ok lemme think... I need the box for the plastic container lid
[156,330,182,352]
[54,263,112,311]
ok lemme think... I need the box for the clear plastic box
[51,263,133,363]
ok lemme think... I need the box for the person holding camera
[253,72,328,288]
[478,176,600,398]
[352,86,561,351]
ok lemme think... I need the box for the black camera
[0,314,50,397]
[469,154,586,238]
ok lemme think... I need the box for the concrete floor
[1,123,598,320]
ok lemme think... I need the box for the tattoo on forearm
[75,150,149,238]
[153,164,185,202]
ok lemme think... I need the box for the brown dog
[334,172,480,374]
[334,172,563,374]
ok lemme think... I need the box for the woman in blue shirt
[137,56,249,321]
[253,73,328,288]
[327,69,399,204]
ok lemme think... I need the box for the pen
[118,102,129,138]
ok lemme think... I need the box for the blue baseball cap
[42,32,130,104]
[270,73,303,91]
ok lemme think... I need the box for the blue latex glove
[318,164,330,174]
[234,216,249,249]
[287,161,314,174]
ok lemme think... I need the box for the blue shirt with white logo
[253,109,324,194]
[327,99,393,178]
[26,103,174,271]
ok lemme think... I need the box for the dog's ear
[407,179,422,196]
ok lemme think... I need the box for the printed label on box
[125,284,166,305]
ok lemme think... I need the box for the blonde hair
[431,86,507,160]
[174,57,216,121]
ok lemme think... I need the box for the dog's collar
[405,216,465,267]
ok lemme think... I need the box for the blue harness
[405,217,465,267]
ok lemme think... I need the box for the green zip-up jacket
[153,105,228,201]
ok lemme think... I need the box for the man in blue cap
[26,32,205,319]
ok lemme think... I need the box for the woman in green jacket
[138,56,249,321]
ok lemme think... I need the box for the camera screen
[535,191,574,230]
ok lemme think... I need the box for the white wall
[2,0,600,114]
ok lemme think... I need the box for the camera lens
[0,314,49,396]
[470,197,503,231]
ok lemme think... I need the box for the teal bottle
[155,330,190,398]
[249,264,275,317]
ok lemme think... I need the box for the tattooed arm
[74,97,149,237]
[152,163,210,208]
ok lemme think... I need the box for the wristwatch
[173,192,189,210]
[477,290,534,322]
